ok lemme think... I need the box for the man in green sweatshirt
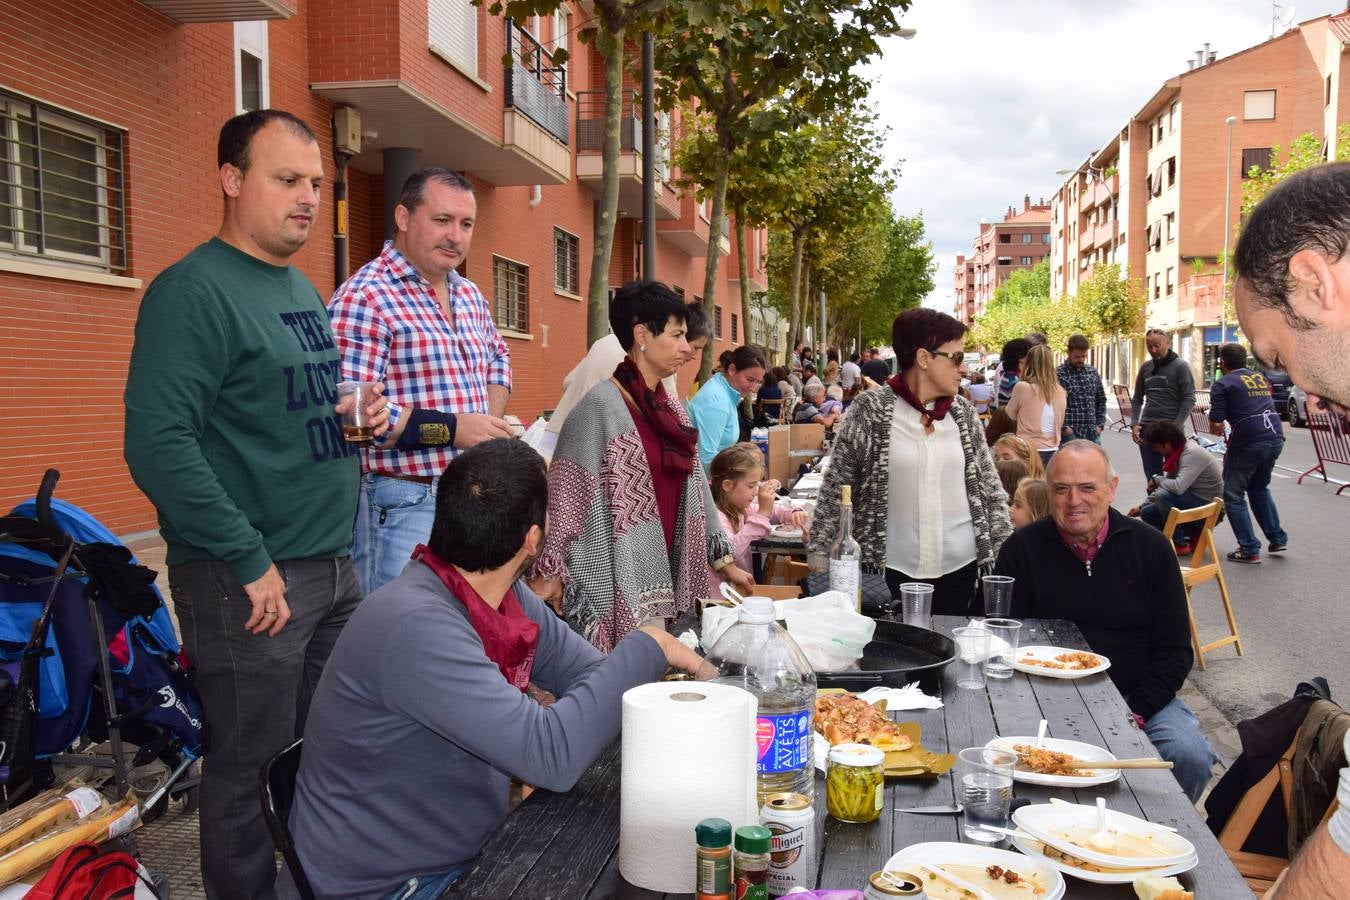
[124,109,387,900]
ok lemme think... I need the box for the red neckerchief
[412,545,538,692]
[613,358,697,477]
[889,373,954,427]
[1161,445,1184,475]
[1057,516,1112,566]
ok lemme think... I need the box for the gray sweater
[1130,351,1196,426]
[280,562,666,898]
[1149,441,1224,505]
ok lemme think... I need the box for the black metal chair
[260,738,315,900]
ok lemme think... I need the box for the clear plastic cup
[336,381,379,443]
[897,582,934,630]
[982,575,1015,618]
[983,618,1022,680]
[952,626,992,690]
[958,747,1017,842]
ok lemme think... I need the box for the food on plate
[1049,822,1179,860]
[1133,875,1193,900]
[1013,743,1096,777]
[1035,842,1141,874]
[914,861,1048,898]
[814,693,914,750]
[1019,650,1101,670]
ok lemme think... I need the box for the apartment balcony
[311,17,568,186]
[1078,228,1094,253]
[137,0,293,21]
[576,90,679,219]
[1092,222,1115,249]
[658,193,721,256]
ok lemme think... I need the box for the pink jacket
[1006,380,1067,451]
[710,504,795,588]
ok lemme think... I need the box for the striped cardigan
[807,387,1012,572]
[531,379,732,652]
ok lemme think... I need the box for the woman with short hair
[808,308,1011,616]
[529,282,752,651]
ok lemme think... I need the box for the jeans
[1066,426,1101,443]
[170,557,362,900]
[1223,438,1289,555]
[1139,490,1209,546]
[1144,697,1218,804]
[353,472,439,596]
[384,862,468,899]
[1138,435,1165,480]
[1037,448,1056,469]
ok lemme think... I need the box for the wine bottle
[828,484,862,612]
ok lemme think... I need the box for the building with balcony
[0,0,766,536]
[953,254,976,325]
[963,195,1050,322]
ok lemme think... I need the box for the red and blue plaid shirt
[328,241,512,477]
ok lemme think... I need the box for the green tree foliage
[1077,263,1145,338]
[971,262,1143,352]
[1241,126,1350,218]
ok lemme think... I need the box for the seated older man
[278,439,704,899]
[994,440,1216,802]
[794,383,841,428]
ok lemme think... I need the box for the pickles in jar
[826,743,885,823]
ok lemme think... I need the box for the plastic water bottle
[705,597,817,805]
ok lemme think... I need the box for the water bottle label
[755,711,812,774]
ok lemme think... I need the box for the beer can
[864,870,926,899]
[760,792,815,896]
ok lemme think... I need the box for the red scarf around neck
[1161,445,1184,476]
[889,373,955,427]
[412,544,539,692]
[613,357,698,477]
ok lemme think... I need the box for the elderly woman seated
[794,383,841,428]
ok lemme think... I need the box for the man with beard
[329,168,514,596]
[280,438,706,898]
[1130,328,1196,478]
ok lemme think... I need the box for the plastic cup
[896,582,934,630]
[982,618,1022,680]
[958,747,1017,843]
[952,626,992,690]
[336,381,379,443]
[982,575,1015,618]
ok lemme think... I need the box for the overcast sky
[863,0,1347,312]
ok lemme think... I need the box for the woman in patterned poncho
[528,282,752,651]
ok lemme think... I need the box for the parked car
[1288,385,1312,427]
[1261,368,1293,419]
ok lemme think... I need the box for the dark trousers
[1138,435,1165,480]
[885,560,979,617]
[169,557,362,900]
[1223,438,1289,555]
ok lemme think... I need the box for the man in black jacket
[994,440,1216,802]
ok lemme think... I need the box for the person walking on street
[1057,333,1107,442]
[1209,343,1289,563]
[1130,328,1196,478]
[328,168,514,595]
[124,110,389,900]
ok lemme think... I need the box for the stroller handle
[35,469,68,548]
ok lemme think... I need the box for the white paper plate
[985,736,1121,787]
[884,841,1065,900]
[1013,645,1111,679]
[1013,803,1196,868]
[1010,834,1197,885]
[770,525,804,540]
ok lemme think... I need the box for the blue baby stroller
[0,470,202,818]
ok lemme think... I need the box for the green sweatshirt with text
[125,238,358,585]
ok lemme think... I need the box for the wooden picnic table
[444,616,1249,899]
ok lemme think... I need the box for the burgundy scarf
[412,545,539,692]
[889,373,955,427]
[1161,445,1184,476]
[613,357,698,477]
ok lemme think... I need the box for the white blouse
[885,400,978,578]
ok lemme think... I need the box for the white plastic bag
[780,591,876,672]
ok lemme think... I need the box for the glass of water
[981,575,1014,618]
[982,618,1022,679]
[957,747,1017,843]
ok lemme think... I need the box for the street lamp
[1221,114,1237,345]
[898,28,918,39]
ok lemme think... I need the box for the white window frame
[1244,89,1276,121]
[429,0,479,79]
[551,6,570,77]
[233,21,270,115]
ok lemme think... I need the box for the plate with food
[884,841,1065,900]
[984,736,1121,787]
[769,524,804,540]
[812,691,955,777]
[1013,646,1110,679]
[1012,802,1197,869]
[1009,835,1197,886]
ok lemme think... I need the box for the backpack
[26,841,155,899]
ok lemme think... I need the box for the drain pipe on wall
[529,184,542,208]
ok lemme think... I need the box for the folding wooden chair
[757,397,785,425]
[1162,499,1243,670]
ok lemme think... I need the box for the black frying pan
[815,619,955,692]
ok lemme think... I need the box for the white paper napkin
[964,618,1012,662]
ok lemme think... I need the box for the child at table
[708,443,808,589]
[1009,477,1050,529]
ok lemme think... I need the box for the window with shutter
[428,0,478,76]
[1241,147,1273,178]
[1243,89,1276,121]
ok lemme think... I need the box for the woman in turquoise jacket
[687,345,768,471]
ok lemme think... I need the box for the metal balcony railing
[504,19,568,145]
[576,89,641,153]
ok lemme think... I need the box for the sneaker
[1227,549,1262,564]
[1268,542,1288,553]
[1173,542,1193,555]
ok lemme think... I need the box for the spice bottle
[695,817,733,900]
[733,824,772,900]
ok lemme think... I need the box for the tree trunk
[788,227,804,349]
[586,35,625,344]
[697,138,733,383]
[735,200,752,349]
[801,265,811,354]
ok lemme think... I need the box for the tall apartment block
[0,0,771,535]
[955,196,1050,325]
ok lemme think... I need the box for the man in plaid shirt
[1056,333,1107,443]
[329,168,514,594]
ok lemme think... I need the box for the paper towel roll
[619,680,759,893]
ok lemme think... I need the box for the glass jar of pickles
[825,743,885,823]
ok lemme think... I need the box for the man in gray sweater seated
[1127,421,1223,552]
[278,438,705,899]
